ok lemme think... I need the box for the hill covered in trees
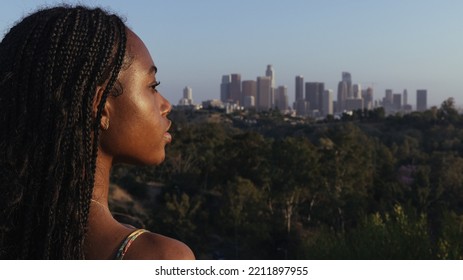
[109,98,463,259]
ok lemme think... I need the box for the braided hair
[0,6,127,259]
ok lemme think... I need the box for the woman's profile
[0,5,195,260]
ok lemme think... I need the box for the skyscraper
[362,87,374,110]
[317,83,325,113]
[295,75,304,102]
[257,76,272,111]
[382,89,393,113]
[342,72,353,98]
[337,81,348,112]
[305,82,319,111]
[183,86,192,100]
[229,74,241,105]
[393,93,402,111]
[322,90,333,117]
[178,86,194,106]
[266,65,275,88]
[417,90,427,111]
[295,99,308,116]
[353,84,362,99]
[220,75,231,102]
[242,80,257,109]
[345,98,363,111]
[305,82,324,113]
[275,86,288,112]
[403,89,408,106]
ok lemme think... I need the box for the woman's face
[99,29,172,166]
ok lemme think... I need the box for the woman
[0,6,194,260]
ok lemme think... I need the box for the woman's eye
[150,81,161,92]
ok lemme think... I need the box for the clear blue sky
[1,0,462,107]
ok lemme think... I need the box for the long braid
[0,6,127,259]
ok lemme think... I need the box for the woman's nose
[160,95,171,116]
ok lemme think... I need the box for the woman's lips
[163,132,172,143]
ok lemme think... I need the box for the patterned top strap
[115,229,149,260]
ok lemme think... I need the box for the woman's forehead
[125,29,156,72]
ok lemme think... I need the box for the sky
[1,0,462,108]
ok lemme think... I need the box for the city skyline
[1,0,461,107]
[212,67,429,117]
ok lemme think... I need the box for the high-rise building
[295,75,304,102]
[337,81,348,112]
[318,83,325,113]
[403,89,408,106]
[305,82,319,111]
[417,90,427,111]
[393,93,402,111]
[382,89,394,114]
[183,86,192,100]
[322,90,333,117]
[385,89,393,105]
[242,80,257,109]
[178,86,194,106]
[353,84,362,99]
[342,72,353,98]
[345,98,364,111]
[220,75,231,102]
[229,74,241,105]
[244,96,255,108]
[266,65,275,88]
[305,82,324,113]
[275,86,288,112]
[257,76,272,111]
[295,99,308,116]
[362,87,374,110]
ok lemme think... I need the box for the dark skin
[84,29,195,260]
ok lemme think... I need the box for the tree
[438,97,460,124]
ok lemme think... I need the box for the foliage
[109,103,463,259]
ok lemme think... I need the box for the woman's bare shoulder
[123,231,195,260]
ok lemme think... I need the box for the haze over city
[1,0,462,107]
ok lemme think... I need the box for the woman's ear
[93,86,111,131]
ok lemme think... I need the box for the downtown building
[294,75,307,116]
[257,76,272,111]
[416,90,427,111]
[305,82,324,117]
[322,90,333,117]
[242,80,257,109]
[275,86,289,112]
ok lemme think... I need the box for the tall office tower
[257,76,272,111]
[385,89,393,105]
[353,84,362,99]
[403,89,408,105]
[275,86,289,112]
[345,98,364,111]
[362,87,374,110]
[317,83,325,113]
[242,80,257,108]
[416,90,427,111]
[322,89,333,117]
[178,86,194,106]
[305,82,320,111]
[266,65,275,88]
[295,75,304,101]
[337,81,348,112]
[244,96,255,108]
[183,86,193,100]
[342,72,353,98]
[295,99,308,116]
[220,75,231,102]
[393,93,402,110]
[229,74,241,105]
